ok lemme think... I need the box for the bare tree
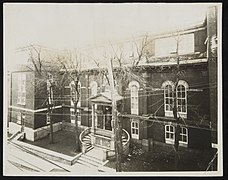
[17,44,66,143]
[86,35,150,171]
[57,49,82,152]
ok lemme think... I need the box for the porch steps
[76,148,104,169]
[81,132,128,150]
[82,134,92,150]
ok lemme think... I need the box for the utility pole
[173,35,181,169]
[107,58,122,172]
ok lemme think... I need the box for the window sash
[17,73,26,105]
[179,127,188,144]
[17,112,22,124]
[164,83,187,115]
[130,85,139,114]
[131,120,139,139]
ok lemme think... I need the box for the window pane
[135,122,138,128]
[135,129,138,134]
[182,91,185,98]
[182,105,186,112]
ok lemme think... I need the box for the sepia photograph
[3,3,222,176]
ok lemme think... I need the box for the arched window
[162,81,175,117]
[70,81,81,106]
[47,73,53,105]
[165,125,175,144]
[70,81,81,125]
[162,80,188,118]
[17,73,26,105]
[129,81,140,115]
[90,81,98,97]
[176,80,188,117]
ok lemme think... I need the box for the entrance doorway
[96,105,112,130]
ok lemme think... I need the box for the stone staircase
[81,133,93,151]
[77,148,104,169]
[81,132,128,151]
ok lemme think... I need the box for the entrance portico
[90,90,122,150]
[79,90,130,159]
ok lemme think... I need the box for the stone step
[86,149,104,161]
[82,139,91,142]
[87,146,94,152]
[80,154,103,165]
[86,145,92,151]
[77,158,101,168]
[83,136,91,139]
[83,135,91,139]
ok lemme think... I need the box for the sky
[4,3,214,69]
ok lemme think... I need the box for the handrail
[122,129,130,147]
[79,128,91,146]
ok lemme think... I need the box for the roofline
[152,24,206,40]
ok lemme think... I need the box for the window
[70,108,81,125]
[155,33,194,57]
[162,80,188,118]
[17,112,22,124]
[129,81,139,115]
[46,113,50,124]
[165,125,175,144]
[179,127,188,146]
[162,81,175,117]
[90,81,98,97]
[17,73,26,105]
[70,81,81,107]
[77,110,81,126]
[70,108,75,124]
[177,85,187,113]
[131,120,139,139]
[47,73,54,104]
[165,125,188,146]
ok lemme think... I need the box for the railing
[122,129,130,154]
[79,128,91,154]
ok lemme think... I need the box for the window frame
[155,33,195,57]
[90,81,98,97]
[129,81,140,115]
[162,81,175,117]
[47,73,54,105]
[70,81,81,107]
[17,112,22,125]
[17,73,26,105]
[70,108,81,125]
[176,80,188,118]
[162,80,188,118]
[179,127,188,147]
[165,125,175,144]
[131,119,139,139]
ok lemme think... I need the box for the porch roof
[89,90,123,105]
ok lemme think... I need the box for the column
[91,103,95,133]
[110,106,115,150]
[91,103,95,145]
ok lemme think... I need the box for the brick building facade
[8,6,218,151]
